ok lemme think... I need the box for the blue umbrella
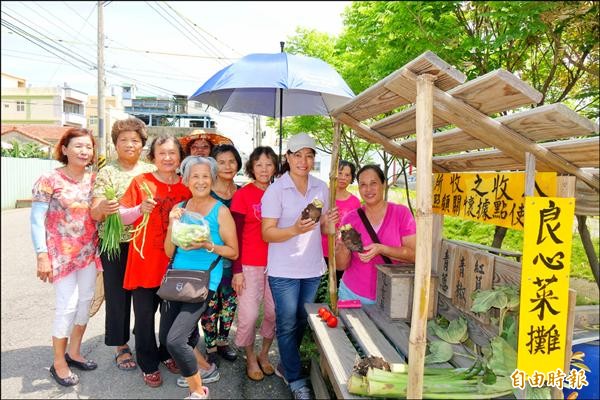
[189,51,354,157]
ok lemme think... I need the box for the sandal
[143,370,162,388]
[162,358,180,374]
[257,356,275,376]
[115,348,137,371]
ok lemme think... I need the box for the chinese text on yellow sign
[432,172,557,229]
[517,197,574,376]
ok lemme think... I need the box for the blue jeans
[268,276,320,391]
[338,280,376,305]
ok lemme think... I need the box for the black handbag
[357,208,393,264]
[157,245,221,303]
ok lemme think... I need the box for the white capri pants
[52,263,97,338]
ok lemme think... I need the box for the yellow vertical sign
[517,197,574,377]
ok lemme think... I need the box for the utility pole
[97,1,106,161]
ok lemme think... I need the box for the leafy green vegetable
[487,337,517,377]
[172,221,210,248]
[431,316,469,344]
[425,340,454,364]
[471,289,508,313]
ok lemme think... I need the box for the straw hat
[178,130,233,150]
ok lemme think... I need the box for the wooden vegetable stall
[309,50,599,399]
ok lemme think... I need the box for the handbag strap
[167,198,222,271]
[357,208,393,265]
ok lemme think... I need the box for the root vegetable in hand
[301,198,323,223]
[340,224,364,252]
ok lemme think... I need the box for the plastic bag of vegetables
[171,210,211,248]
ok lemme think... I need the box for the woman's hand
[36,253,52,283]
[181,239,215,252]
[99,198,120,216]
[232,272,245,295]
[140,197,157,214]
[169,206,184,222]
[324,206,340,226]
[358,243,385,263]
[294,216,319,235]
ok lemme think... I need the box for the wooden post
[407,74,436,399]
[328,121,342,315]
[525,152,536,196]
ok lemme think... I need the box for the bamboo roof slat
[400,103,600,155]
[370,69,542,139]
[433,137,600,176]
[331,51,466,121]
[576,169,600,216]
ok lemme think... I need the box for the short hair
[210,144,242,173]
[111,117,148,146]
[147,133,185,162]
[179,156,217,184]
[245,146,279,180]
[54,127,96,165]
[338,160,357,183]
[357,164,386,184]
[186,137,214,156]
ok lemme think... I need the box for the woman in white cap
[260,132,338,400]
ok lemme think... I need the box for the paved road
[1,208,291,399]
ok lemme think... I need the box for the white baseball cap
[287,132,317,153]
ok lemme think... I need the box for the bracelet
[207,243,215,253]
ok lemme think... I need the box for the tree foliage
[1,140,49,158]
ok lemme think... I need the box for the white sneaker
[184,386,209,399]
[177,363,220,387]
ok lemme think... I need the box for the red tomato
[326,315,338,328]
[321,311,332,321]
[318,307,328,317]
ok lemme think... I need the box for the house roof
[0,124,71,143]
[0,128,51,146]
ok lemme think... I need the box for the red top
[121,172,191,290]
[230,182,269,271]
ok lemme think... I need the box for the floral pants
[200,268,238,348]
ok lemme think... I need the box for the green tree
[1,140,49,158]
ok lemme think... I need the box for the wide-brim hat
[178,130,233,149]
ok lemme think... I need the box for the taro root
[353,356,391,376]
[340,224,364,252]
[301,198,323,223]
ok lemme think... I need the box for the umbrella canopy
[189,53,354,156]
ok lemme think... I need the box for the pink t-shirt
[261,172,329,279]
[230,182,269,267]
[321,194,361,257]
[341,202,416,300]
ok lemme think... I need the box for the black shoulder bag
[157,200,222,303]
[357,208,393,265]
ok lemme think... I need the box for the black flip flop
[49,365,79,387]
[115,348,137,371]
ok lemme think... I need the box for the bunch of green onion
[347,362,513,399]
[99,185,124,261]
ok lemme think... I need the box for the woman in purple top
[335,164,416,304]
[261,133,338,400]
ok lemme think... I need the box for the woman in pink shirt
[231,146,279,382]
[335,164,416,304]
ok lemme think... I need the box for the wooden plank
[431,214,444,275]
[450,246,472,312]
[438,241,458,298]
[575,169,600,216]
[401,103,599,156]
[445,239,522,261]
[465,250,495,324]
[331,51,465,121]
[392,68,598,189]
[310,357,331,399]
[557,175,577,198]
[363,305,411,360]
[493,257,522,288]
[432,137,600,184]
[339,308,404,363]
[305,303,361,400]
[371,69,542,139]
